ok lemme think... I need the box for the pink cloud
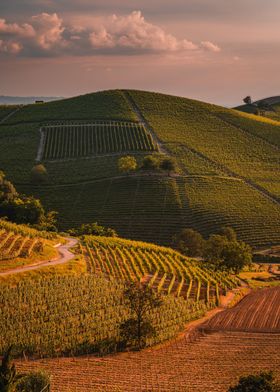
[31,13,65,50]
[200,41,221,52]
[0,11,221,57]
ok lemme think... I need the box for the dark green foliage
[68,222,118,237]
[228,371,280,392]
[0,171,57,230]
[159,157,177,173]
[173,228,205,257]
[204,228,252,273]
[120,282,162,350]
[0,347,23,392]
[15,371,50,392]
[30,164,48,184]
[141,155,160,170]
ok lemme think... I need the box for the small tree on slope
[120,282,162,350]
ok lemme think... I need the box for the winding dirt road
[0,237,78,276]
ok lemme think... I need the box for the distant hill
[0,89,279,248]
[0,95,63,105]
[235,95,280,121]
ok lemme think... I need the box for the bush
[173,228,205,257]
[118,156,137,173]
[141,155,160,170]
[16,371,50,392]
[30,164,48,184]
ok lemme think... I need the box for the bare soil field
[15,287,280,392]
[202,286,280,332]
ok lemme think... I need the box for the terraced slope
[0,219,58,271]
[82,236,237,303]
[1,89,280,247]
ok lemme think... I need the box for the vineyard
[0,89,279,248]
[128,90,280,199]
[41,122,157,160]
[0,272,211,358]
[22,175,280,247]
[0,219,57,271]
[82,236,238,303]
[15,287,280,391]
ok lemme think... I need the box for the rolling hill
[0,89,279,247]
[235,95,280,122]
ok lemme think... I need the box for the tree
[220,226,237,242]
[204,230,252,273]
[120,282,162,350]
[16,371,50,392]
[159,157,176,174]
[173,228,205,257]
[30,164,48,184]
[141,155,159,171]
[228,371,280,392]
[243,96,252,105]
[118,156,137,174]
[0,171,57,231]
[0,347,23,392]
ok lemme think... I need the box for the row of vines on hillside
[42,122,157,160]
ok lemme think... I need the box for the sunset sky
[1,0,279,106]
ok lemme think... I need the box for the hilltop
[0,89,279,247]
[235,95,280,121]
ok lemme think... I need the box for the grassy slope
[129,90,280,199]
[4,90,137,124]
[1,89,280,247]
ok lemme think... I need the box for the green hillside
[0,89,279,248]
[0,236,235,357]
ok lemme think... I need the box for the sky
[0,0,279,106]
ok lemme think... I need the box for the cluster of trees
[0,347,50,391]
[68,222,118,237]
[173,227,252,274]
[0,171,57,231]
[118,155,177,175]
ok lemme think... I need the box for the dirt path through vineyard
[0,237,78,276]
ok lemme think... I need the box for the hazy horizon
[1,0,280,107]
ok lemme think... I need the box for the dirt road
[0,237,78,276]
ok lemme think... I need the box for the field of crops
[41,122,157,160]
[0,271,211,358]
[14,287,280,392]
[16,332,280,392]
[128,90,280,199]
[202,286,280,332]
[20,175,280,247]
[83,236,237,303]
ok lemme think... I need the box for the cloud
[200,41,221,52]
[31,13,65,50]
[0,11,221,57]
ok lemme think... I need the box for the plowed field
[15,287,280,392]
[202,286,280,332]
